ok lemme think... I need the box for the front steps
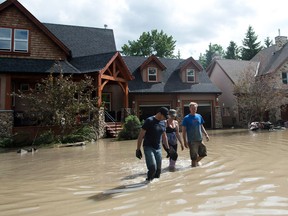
[105,122,122,138]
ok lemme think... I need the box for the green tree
[14,62,98,128]
[264,37,273,48]
[200,43,225,69]
[224,41,239,59]
[241,26,263,60]
[121,29,176,58]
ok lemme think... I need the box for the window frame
[14,29,29,52]
[186,68,195,83]
[148,67,157,82]
[282,72,288,84]
[0,27,12,51]
[0,27,29,53]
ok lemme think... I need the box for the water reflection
[1,129,288,216]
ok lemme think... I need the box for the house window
[148,67,157,82]
[282,72,288,84]
[102,93,111,111]
[20,83,29,91]
[186,69,195,82]
[0,27,12,51]
[14,29,29,52]
[0,27,29,53]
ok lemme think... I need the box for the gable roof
[0,0,71,57]
[124,56,221,94]
[139,55,166,71]
[251,43,288,76]
[176,57,203,71]
[207,59,259,84]
[44,23,117,58]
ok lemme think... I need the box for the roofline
[0,0,71,58]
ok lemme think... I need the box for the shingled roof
[207,59,259,83]
[123,56,221,94]
[251,43,288,76]
[44,23,117,58]
[0,57,80,74]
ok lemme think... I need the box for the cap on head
[158,107,169,119]
[169,109,177,117]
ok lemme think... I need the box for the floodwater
[1,128,288,216]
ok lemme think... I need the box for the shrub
[61,125,97,143]
[33,130,55,146]
[118,115,142,140]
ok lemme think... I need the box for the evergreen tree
[241,26,263,60]
[224,41,239,59]
[200,43,224,69]
[264,37,273,48]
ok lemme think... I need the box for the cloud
[1,0,288,59]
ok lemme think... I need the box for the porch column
[5,74,12,110]
[124,82,129,108]
[97,74,102,107]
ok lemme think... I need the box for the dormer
[178,57,203,83]
[139,55,166,82]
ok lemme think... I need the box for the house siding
[0,6,66,60]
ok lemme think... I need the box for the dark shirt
[142,116,166,149]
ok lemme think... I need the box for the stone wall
[93,107,105,139]
[0,110,13,138]
[215,106,223,129]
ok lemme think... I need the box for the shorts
[188,141,207,160]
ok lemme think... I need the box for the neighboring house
[124,55,222,129]
[251,35,288,122]
[0,0,222,139]
[207,35,288,127]
[206,58,259,127]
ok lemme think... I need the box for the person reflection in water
[136,107,170,181]
[165,109,184,171]
[182,102,209,167]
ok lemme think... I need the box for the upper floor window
[148,67,157,82]
[282,72,288,84]
[186,69,195,82]
[0,27,29,53]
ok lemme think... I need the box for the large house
[0,0,222,139]
[206,59,259,127]
[207,35,288,127]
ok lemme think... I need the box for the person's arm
[175,121,184,150]
[136,128,146,150]
[162,132,169,150]
[201,125,210,141]
[182,125,188,148]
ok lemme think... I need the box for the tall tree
[121,29,176,58]
[233,67,288,124]
[200,43,225,69]
[264,37,273,48]
[241,26,263,60]
[224,41,239,59]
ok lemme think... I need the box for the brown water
[1,128,288,216]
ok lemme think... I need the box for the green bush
[61,125,97,143]
[0,137,13,148]
[33,130,55,146]
[118,115,142,140]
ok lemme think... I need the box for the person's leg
[169,144,177,168]
[154,148,162,178]
[144,146,157,181]
[188,141,200,167]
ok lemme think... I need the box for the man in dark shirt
[136,107,170,181]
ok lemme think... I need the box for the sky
[2,0,288,59]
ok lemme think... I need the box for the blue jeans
[143,146,162,180]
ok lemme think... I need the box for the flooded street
[1,128,288,216]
